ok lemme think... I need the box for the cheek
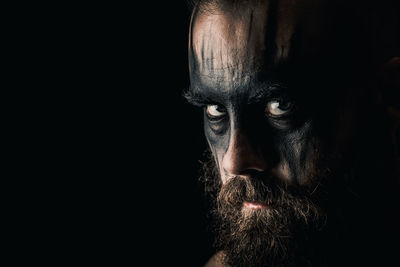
[204,118,231,181]
[271,159,292,182]
[205,140,228,184]
[297,138,321,185]
[276,122,321,185]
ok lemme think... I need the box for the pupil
[279,101,291,110]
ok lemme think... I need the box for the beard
[200,153,329,267]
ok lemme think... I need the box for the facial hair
[200,153,329,267]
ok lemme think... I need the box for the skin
[186,0,399,266]
[188,0,327,187]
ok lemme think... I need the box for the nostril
[222,150,268,177]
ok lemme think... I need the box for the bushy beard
[200,154,329,267]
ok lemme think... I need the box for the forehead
[189,0,324,94]
[190,3,268,84]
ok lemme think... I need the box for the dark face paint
[186,2,330,186]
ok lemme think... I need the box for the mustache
[218,175,293,209]
[217,175,324,225]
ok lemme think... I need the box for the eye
[206,105,227,120]
[265,100,293,117]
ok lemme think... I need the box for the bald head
[190,1,268,80]
[189,0,324,85]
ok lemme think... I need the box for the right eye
[205,105,227,121]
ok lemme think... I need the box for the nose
[222,130,268,178]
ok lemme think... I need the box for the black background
[72,1,215,265]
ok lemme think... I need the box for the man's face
[187,1,360,266]
[188,1,324,186]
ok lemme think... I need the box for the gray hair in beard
[199,152,328,267]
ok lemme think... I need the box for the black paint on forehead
[188,16,314,109]
[186,74,293,106]
[189,2,309,76]
[260,0,278,67]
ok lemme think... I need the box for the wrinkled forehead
[189,0,323,88]
[190,3,268,82]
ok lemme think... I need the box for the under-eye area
[264,97,298,130]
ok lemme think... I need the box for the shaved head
[189,0,325,85]
[190,0,323,66]
[190,1,268,78]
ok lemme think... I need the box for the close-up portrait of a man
[182,0,399,266]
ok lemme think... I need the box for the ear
[380,57,400,157]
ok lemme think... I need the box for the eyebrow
[183,82,288,107]
[183,87,215,106]
[246,82,286,104]
[184,82,287,107]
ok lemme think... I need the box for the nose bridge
[229,125,255,158]
[222,114,268,176]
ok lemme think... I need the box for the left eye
[265,100,293,117]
